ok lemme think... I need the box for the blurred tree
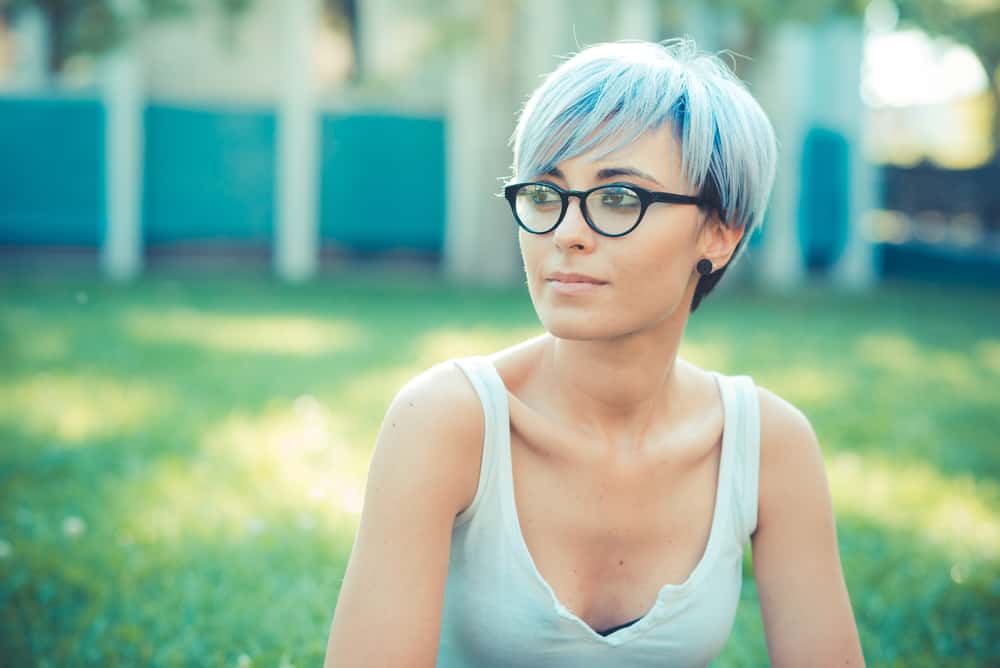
[894,0,1000,153]
[895,0,999,82]
[694,0,868,73]
[1,0,359,80]
[695,0,998,153]
[322,0,357,79]
[0,0,254,74]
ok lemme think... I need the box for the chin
[536,295,686,342]
[536,308,622,341]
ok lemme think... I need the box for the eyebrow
[545,166,666,189]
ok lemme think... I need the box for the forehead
[554,123,689,190]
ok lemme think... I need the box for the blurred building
[859,9,1000,287]
[0,0,996,288]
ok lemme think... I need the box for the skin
[324,124,865,667]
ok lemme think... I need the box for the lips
[545,271,608,296]
[546,271,607,285]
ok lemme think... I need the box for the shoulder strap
[730,375,761,543]
[449,356,502,527]
[451,356,494,418]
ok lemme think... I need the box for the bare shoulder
[755,384,820,452]
[377,359,486,518]
[325,361,487,666]
[748,385,865,664]
[388,359,485,439]
[753,384,829,532]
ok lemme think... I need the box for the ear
[698,217,745,270]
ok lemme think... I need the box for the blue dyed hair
[510,39,777,312]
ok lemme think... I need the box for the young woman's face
[517,123,738,341]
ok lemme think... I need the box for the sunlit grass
[756,364,851,404]
[857,332,985,393]
[975,339,1000,375]
[1,307,71,362]
[123,307,363,356]
[198,399,367,514]
[829,452,1000,561]
[0,272,997,666]
[0,372,172,444]
[416,326,542,364]
[334,364,427,413]
[677,340,734,370]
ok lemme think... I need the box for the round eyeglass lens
[514,183,563,233]
[585,185,643,235]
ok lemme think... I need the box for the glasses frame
[503,181,705,238]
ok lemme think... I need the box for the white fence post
[752,23,809,289]
[275,0,321,282]
[8,6,48,89]
[823,19,877,289]
[443,0,521,285]
[100,48,144,281]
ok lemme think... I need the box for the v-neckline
[480,357,734,645]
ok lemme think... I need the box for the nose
[552,194,595,251]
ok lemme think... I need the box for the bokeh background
[0,0,998,666]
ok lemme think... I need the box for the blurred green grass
[1,271,998,666]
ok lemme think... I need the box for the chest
[508,429,723,633]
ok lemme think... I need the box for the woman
[325,39,864,667]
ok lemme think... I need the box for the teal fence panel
[879,241,1000,287]
[319,113,445,254]
[1,100,446,255]
[0,96,104,246]
[143,103,276,246]
[798,126,849,273]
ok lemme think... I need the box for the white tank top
[436,355,761,668]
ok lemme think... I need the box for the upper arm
[324,362,484,668]
[751,387,865,667]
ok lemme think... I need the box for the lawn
[1,270,998,666]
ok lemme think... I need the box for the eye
[597,186,641,209]
[523,185,561,207]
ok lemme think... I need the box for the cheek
[518,231,543,279]
[518,233,541,300]
[625,220,697,285]
[616,242,694,315]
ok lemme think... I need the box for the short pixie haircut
[509,39,777,313]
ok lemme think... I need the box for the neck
[542,309,689,451]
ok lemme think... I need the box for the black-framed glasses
[503,181,705,237]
